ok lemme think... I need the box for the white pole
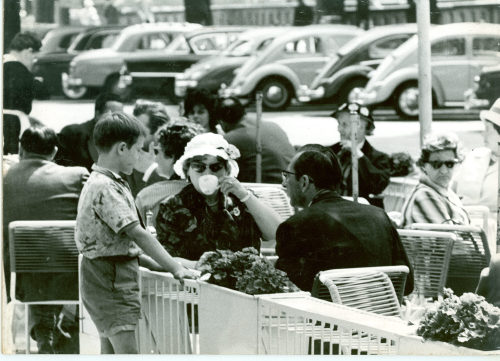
[349,109,359,203]
[255,91,263,183]
[417,0,432,147]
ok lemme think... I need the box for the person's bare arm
[126,224,197,283]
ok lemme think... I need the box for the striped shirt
[401,174,470,228]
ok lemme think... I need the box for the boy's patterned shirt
[76,164,142,259]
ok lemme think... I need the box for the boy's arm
[126,224,198,282]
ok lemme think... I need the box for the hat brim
[330,110,374,124]
[174,146,239,179]
[480,109,500,128]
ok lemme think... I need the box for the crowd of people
[3,30,500,354]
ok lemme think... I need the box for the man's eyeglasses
[427,159,459,169]
[281,170,296,180]
[190,162,225,173]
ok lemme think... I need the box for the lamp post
[417,0,432,146]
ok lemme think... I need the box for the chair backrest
[312,265,409,306]
[463,205,489,238]
[313,268,403,317]
[382,176,419,213]
[9,220,78,274]
[242,183,294,221]
[397,229,455,299]
[409,223,491,295]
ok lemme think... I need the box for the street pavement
[31,100,484,159]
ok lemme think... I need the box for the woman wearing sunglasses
[401,132,470,227]
[155,133,281,267]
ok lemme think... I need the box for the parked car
[464,64,500,110]
[221,24,364,110]
[174,27,291,98]
[64,22,201,100]
[297,24,417,105]
[357,22,500,118]
[33,26,123,97]
[118,26,247,102]
[39,26,85,54]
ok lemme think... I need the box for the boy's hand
[173,267,199,285]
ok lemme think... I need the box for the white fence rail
[133,268,493,355]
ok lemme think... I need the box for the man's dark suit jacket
[330,140,391,208]
[275,190,414,294]
[55,118,98,171]
[3,158,89,302]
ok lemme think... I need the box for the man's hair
[158,122,201,161]
[215,96,245,126]
[8,32,41,52]
[292,148,342,191]
[183,88,218,131]
[20,126,58,155]
[94,93,123,117]
[133,99,168,118]
[93,111,147,152]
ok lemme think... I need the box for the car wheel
[258,78,292,110]
[394,82,419,119]
[62,83,88,100]
[338,77,368,104]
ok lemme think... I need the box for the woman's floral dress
[156,184,262,260]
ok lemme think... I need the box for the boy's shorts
[80,255,141,338]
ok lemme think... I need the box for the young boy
[75,111,196,354]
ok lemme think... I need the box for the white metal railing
[134,268,493,355]
[138,268,200,354]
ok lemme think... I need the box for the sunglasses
[427,159,459,169]
[190,162,225,173]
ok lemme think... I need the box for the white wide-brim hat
[173,133,240,179]
[480,98,500,128]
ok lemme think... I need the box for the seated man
[329,103,391,208]
[217,97,296,184]
[3,126,89,353]
[55,93,123,171]
[276,145,414,294]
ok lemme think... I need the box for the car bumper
[297,85,325,103]
[175,78,198,97]
[464,88,490,110]
[62,72,83,87]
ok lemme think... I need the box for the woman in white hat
[156,133,282,266]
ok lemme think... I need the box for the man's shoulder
[59,119,94,137]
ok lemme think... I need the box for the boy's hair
[158,122,202,161]
[94,93,123,117]
[93,112,147,152]
[8,32,42,52]
[20,126,58,155]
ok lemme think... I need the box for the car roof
[429,22,500,38]
[119,22,202,36]
[271,24,363,43]
[183,26,250,40]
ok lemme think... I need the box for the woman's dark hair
[158,122,201,161]
[8,32,41,52]
[416,132,464,168]
[292,149,342,191]
[93,111,147,152]
[215,96,245,126]
[20,126,58,155]
[183,88,218,132]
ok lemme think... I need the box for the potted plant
[195,247,306,354]
[415,289,500,353]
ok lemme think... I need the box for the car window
[472,37,500,57]
[191,33,235,53]
[59,33,79,50]
[72,34,93,51]
[87,33,118,49]
[136,33,172,51]
[284,36,321,55]
[431,38,465,56]
[368,34,412,59]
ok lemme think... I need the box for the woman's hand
[219,176,248,201]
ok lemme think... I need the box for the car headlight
[119,65,128,76]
